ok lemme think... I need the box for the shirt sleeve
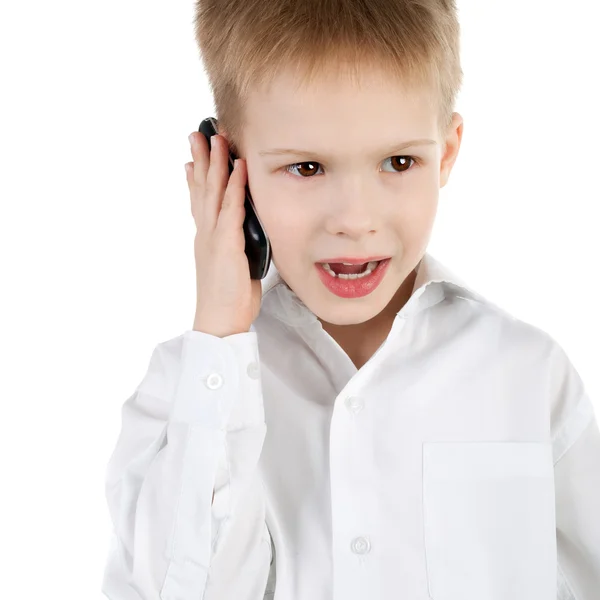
[101,328,273,600]
[547,338,600,599]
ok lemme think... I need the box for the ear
[439,112,464,188]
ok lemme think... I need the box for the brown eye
[387,156,415,173]
[285,161,322,178]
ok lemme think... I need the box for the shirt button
[205,373,223,389]
[350,536,371,554]
[247,361,260,379]
[345,395,364,414]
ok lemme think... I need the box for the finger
[185,162,200,220]
[187,132,222,230]
[204,134,230,220]
[185,161,195,187]
[188,132,209,185]
[217,158,247,233]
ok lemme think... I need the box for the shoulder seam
[553,394,595,466]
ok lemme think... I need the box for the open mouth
[315,258,392,299]
[318,260,382,279]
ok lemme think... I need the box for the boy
[102,0,600,598]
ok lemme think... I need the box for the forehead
[244,66,438,142]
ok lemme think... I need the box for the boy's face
[236,65,463,328]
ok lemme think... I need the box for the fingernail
[188,133,195,145]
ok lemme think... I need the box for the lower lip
[315,258,391,298]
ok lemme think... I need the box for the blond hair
[193,0,463,156]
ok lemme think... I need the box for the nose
[323,181,379,239]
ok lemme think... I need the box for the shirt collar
[259,251,493,327]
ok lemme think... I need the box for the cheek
[394,197,438,242]
[262,210,313,266]
[250,185,308,244]
[266,218,305,252]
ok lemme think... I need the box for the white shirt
[101,252,600,600]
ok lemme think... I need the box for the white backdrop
[0,0,598,597]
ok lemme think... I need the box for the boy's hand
[186,133,262,337]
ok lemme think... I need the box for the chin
[320,313,377,327]
[314,296,388,326]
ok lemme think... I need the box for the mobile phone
[198,117,272,280]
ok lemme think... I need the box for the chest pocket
[422,441,557,600]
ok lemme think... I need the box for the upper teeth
[320,260,380,279]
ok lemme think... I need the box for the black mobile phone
[198,117,272,280]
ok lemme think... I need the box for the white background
[1,0,598,597]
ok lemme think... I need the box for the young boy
[101,1,600,598]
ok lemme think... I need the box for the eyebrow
[258,139,438,159]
